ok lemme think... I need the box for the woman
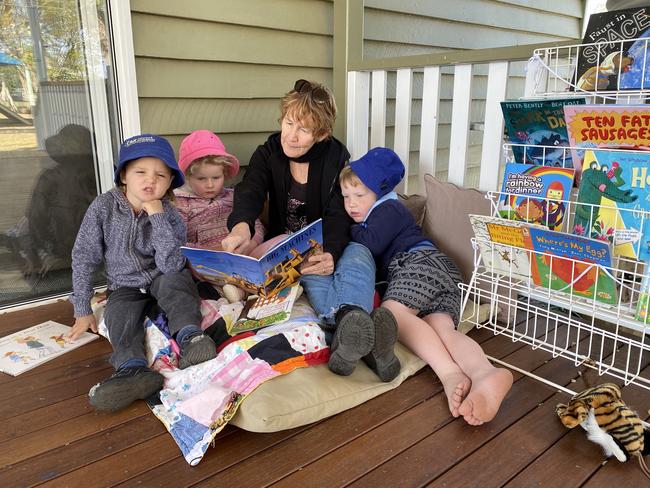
[223,80,400,381]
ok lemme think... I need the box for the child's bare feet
[458,367,513,425]
[440,371,471,417]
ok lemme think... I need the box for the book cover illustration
[500,98,585,167]
[469,214,532,281]
[572,149,650,261]
[498,163,575,231]
[527,227,618,305]
[182,219,323,297]
[575,7,650,91]
[0,321,98,376]
[564,104,650,177]
[227,282,302,335]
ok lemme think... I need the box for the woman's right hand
[67,314,98,340]
[222,222,253,254]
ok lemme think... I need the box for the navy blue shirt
[351,199,431,279]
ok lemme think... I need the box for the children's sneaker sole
[89,370,164,412]
[364,307,401,382]
[328,309,374,376]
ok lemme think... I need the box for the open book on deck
[182,219,323,297]
[0,321,98,376]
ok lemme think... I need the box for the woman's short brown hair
[280,79,337,139]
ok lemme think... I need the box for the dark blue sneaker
[88,366,164,412]
[363,307,401,382]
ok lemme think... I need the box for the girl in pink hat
[175,130,265,255]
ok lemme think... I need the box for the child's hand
[142,199,164,215]
[222,223,252,254]
[67,314,98,340]
[300,252,334,276]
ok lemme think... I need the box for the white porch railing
[345,42,573,195]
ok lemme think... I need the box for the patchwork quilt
[97,297,328,466]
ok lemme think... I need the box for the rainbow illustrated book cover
[500,98,585,167]
[575,7,650,91]
[572,149,650,261]
[498,163,575,231]
[182,219,322,297]
[527,226,618,306]
[563,104,650,180]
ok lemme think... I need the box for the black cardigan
[227,133,353,263]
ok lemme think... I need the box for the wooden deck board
[0,300,648,487]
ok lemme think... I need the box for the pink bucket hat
[178,130,240,178]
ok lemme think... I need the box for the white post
[394,68,412,194]
[419,66,441,194]
[370,70,387,148]
[448,64,473,187]
[479,61,509,192]
[346,70,370,160]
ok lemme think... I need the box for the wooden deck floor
[1,299,649,487]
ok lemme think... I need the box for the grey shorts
[383,248,463,325]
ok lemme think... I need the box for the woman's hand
[222,222,253,254]
[67,314,98,340]
[301,252,334,276]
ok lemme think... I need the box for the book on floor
[0,321,98,376]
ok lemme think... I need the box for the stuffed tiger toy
[556,383,650,479]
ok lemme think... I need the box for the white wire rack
[529,38,650,102]
[460,187,650,391]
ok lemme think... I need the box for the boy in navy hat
[340,147,513,425]
[68,134,217,412]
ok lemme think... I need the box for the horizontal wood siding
[363,0,584,189]
[130,0,334,167]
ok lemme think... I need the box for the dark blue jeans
[104,269,201,369]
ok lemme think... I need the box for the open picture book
[182,219,323,298]
[0,321,98,376]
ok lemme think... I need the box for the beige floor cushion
[231,302,490,432]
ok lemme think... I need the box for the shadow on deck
[0,299,648,487]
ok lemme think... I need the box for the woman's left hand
[301,252,334,276]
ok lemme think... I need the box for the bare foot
[458,367,513,424]
[440,371,471,417]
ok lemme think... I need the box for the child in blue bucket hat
[69,134,217,412]
[340,147,513,425]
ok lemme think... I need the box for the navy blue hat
[115,134,184,189]
[349,147,405,198]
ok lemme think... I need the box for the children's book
[0,321,98,376]
[564,104,650,178]
[182,219,323,297]
[572,149,650,261]
[500,98,586,167]
[498,163,575,231]
[227,282,302,335]
[527,226,618,305]
[469,214,533,281]
[575,7,650,91]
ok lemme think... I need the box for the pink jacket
[174,187,265,250]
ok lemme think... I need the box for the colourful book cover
[527,227,618,305]
[498,163,575,231]
[469,214,532,281]
[182,219,323,297]
[563,104,650,178]
[0,321,98,376]
[575,7,650,91]
[572,149,650,261]
[500,98,586,167]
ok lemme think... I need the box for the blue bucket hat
[349,147,405,198]
[115,134,184,189]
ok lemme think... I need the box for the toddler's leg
[89,288,164,412]
[151,269,216,368]
[383,300,470,417]
[424,313,513,425]
[248,234,289,259]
